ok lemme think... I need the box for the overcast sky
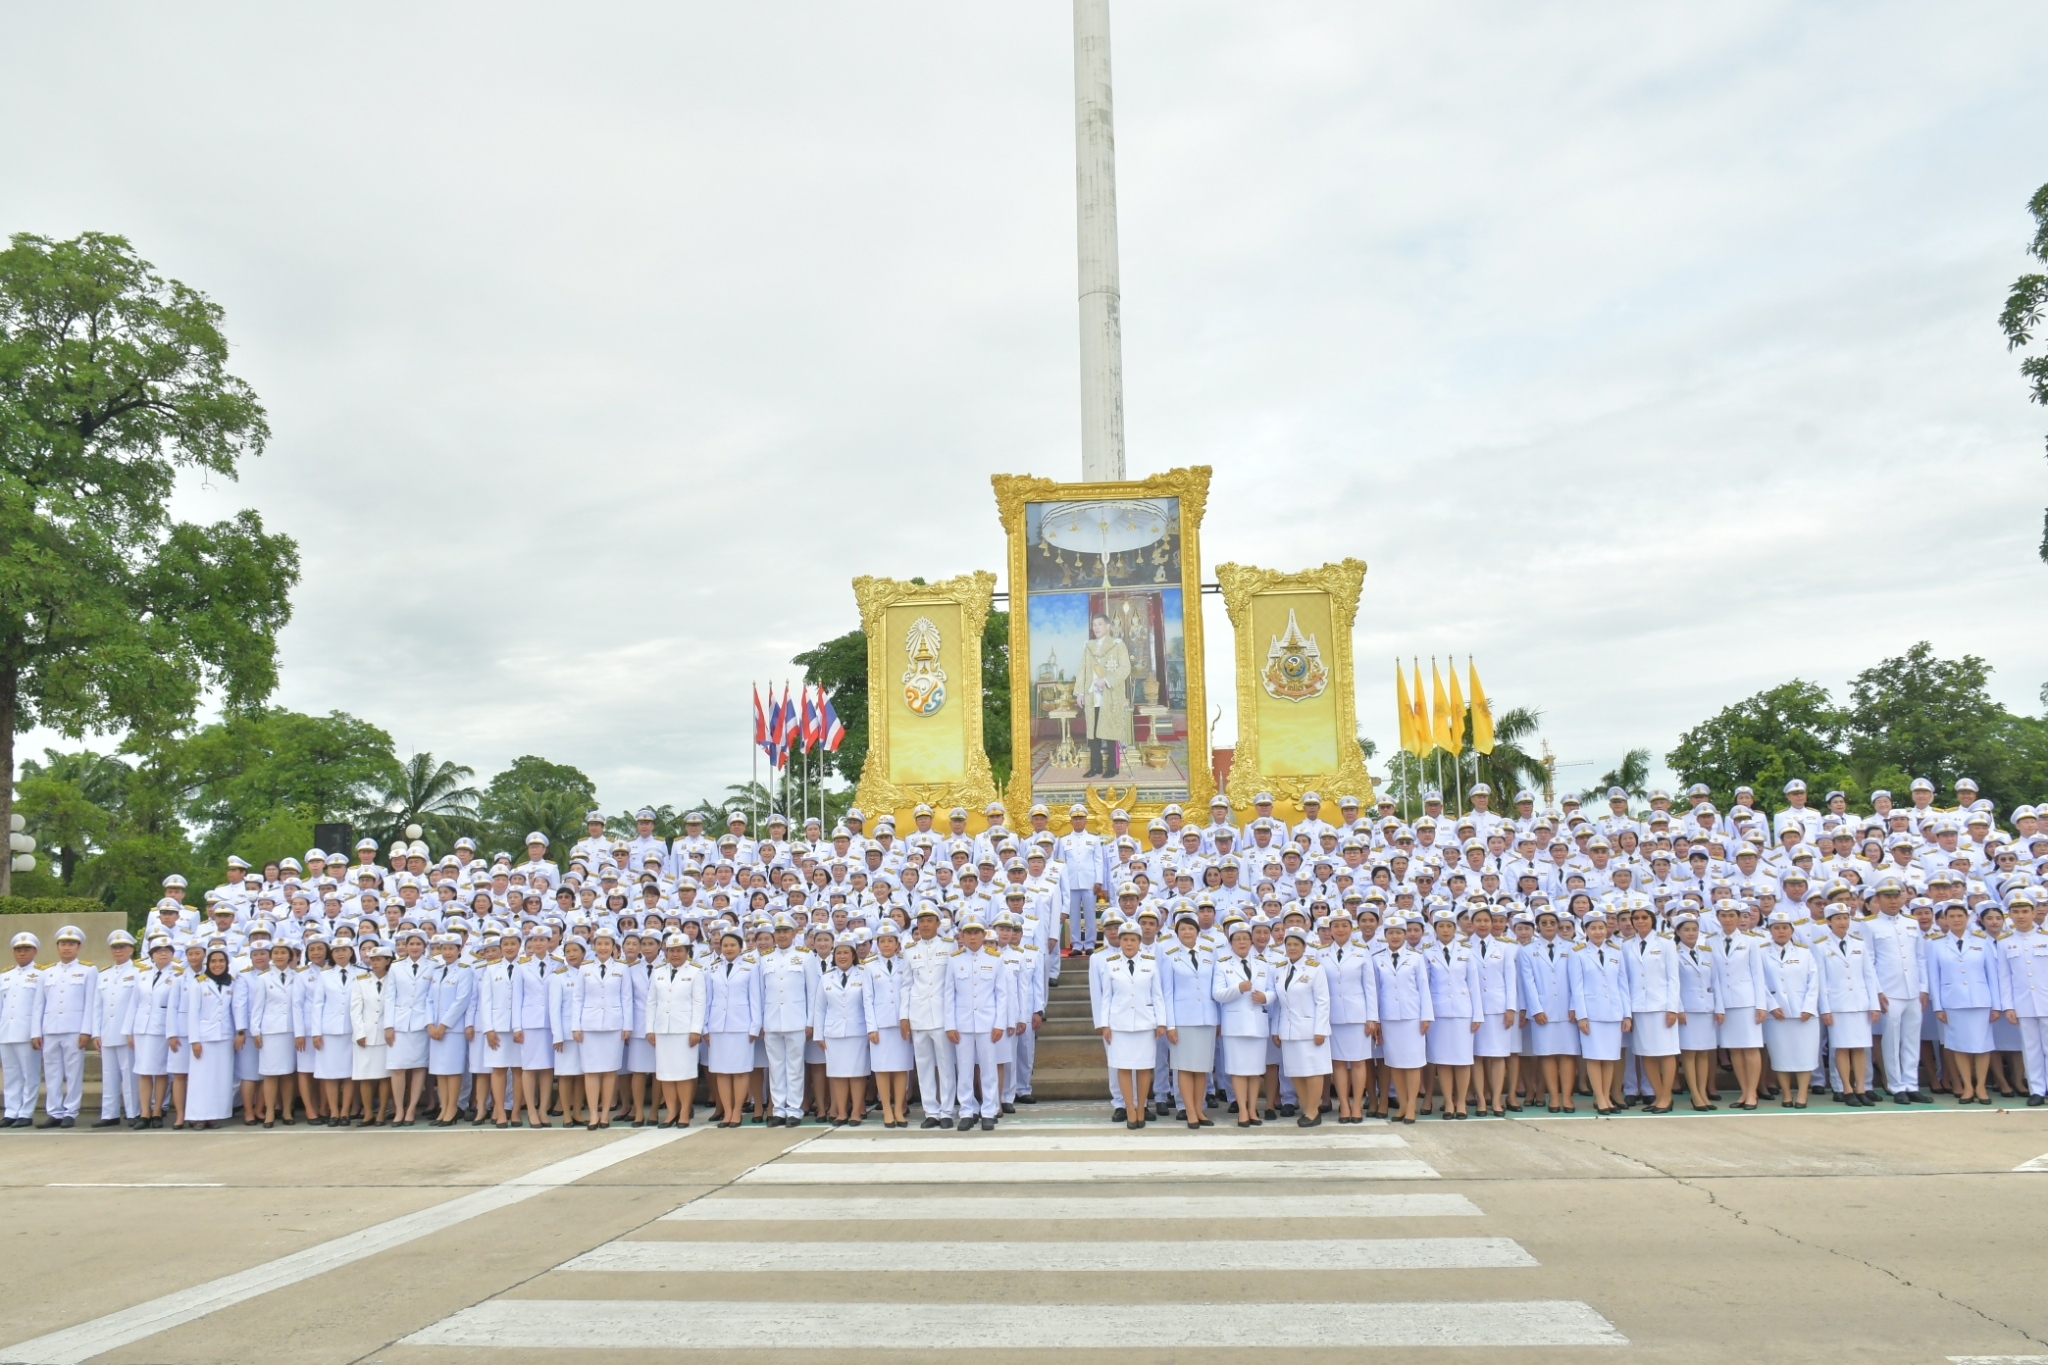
[5,2,2046,807]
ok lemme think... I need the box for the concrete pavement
[0,1104,2042,1364]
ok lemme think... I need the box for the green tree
[168,709,399,863]
[1596,747,1654,803]
[982,609,1012,789]
[13,748,126,884]
[369,752,480,848]
[0,231,298,893]
[479,755,597,857]
[1843,642,2048,813]
[1665,680,1851,809]
[791,630,868,785]
[1997,182,2048,562]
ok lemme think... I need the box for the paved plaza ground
[0,1102,2043,1364]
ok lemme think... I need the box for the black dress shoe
[1112,1107,1127,1122]
[1000,1103,1015,1115]
[1017,1094,1036,1104]
[1279,1103,1298,1117]
[58,1116,76,1128]
[920,1116,942,1128]
[979,1118,996,1131]
[956,1116,976,1131]
[764,1115,784,1128]
[92,1118,120,1128]
[2029,1095,2044,1106]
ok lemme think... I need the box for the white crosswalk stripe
[564,1237,1537,1272]
[408,1300,1628,1349]
[810,1128,1409,1152]
[741,1158,1443,1183]
[401,1121,1626,1352]
[664,1192,1484,1221]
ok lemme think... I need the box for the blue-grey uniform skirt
[1170,1025,1218,1072]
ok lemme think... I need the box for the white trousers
[913,1028,955,1118]
[1004,1025,1036,1102]
[953,1028,1001,1119]
[100,1043,140,1119]
[1066,891,1097,952]
[763,1030,807,1117]
[0,1042,40,1119]
[1881,997,1923,1094]
[2021,1016,2048,1097]
[42,1035,84,1119]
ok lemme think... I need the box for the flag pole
[750,682,759,836]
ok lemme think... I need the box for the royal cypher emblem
[901,616,948,716]
[1262,608,1328,702]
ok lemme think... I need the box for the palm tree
[486,787,587,860]
[1596,748,1653,802]
[372,753,481,849]
[1464,705,1547,803]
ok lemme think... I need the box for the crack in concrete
[1530,1120,2048,1350]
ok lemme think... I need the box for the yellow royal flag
[1395,661,1417,756]
[1468,658,1494,754]
[1409,658,1431,756]
[1445,660,1466,752]
[1430,659,1453,754]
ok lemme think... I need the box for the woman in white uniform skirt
[240,941,296,1127]
[1567,911,1631,1115]
[1760,911,1821,1107]
[1518,910,1579,1113]
[1321,911,1375,1125]
[578,930,632,1130]
[511,929,555,1129]
[1927,902,2005,1104]
[865,922,914,1127]
[1467,908,1519,1118]
[351,942,394,1124]
[1672,913,1722,1111]
[1712,903,1769,1109]
[645,933,706,1128]
[132,938,179,1128]
[1270,927,1332,1127]
[1160,913,1219,1129]
[292,938,327,1124]
[1094,924,1168,1130]
[1423,912,1480,1118]
[812,936,873,1126]
[1626,904,1682,1115]
[1373,922,1433,1124]
[168,942,206,1128]
[231,941,270,1124]
[548,939,588,1125]
[311,940,362,1124]
[183,949,238,1129]
[703,931,761,1128]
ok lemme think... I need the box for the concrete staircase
[1027,962,1108,1101]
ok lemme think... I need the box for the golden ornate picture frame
[992,465,1214,830]
[1217,558,1375,826]
[851,570,1001,828]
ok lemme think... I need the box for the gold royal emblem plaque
[852,571,999,829]
[1218,558,1373,825]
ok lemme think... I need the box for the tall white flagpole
[1074,0,1125,482]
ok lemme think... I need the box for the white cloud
[4,1,2044,804]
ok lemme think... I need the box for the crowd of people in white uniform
[2,773,2045,1133]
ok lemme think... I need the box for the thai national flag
[776,685,799,769]
[800,684,822,753]
[819,690,846,752]
[754,685,776,764]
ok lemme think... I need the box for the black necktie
[1241,959,1251,980]
[1286,965,1296,988]
[1127,960,1136,976]
[1547,944,1555,961]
